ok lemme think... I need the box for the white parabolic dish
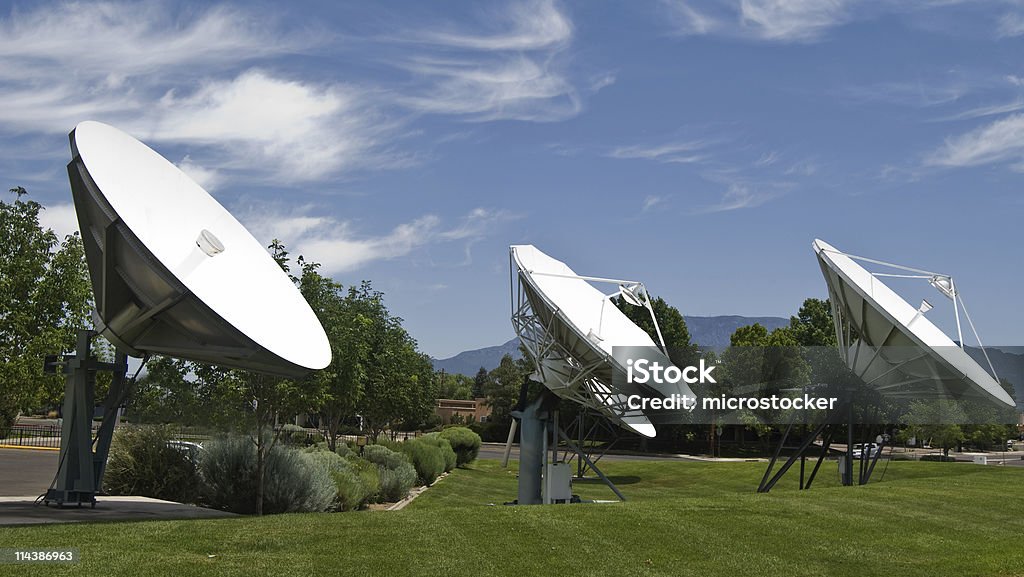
[511,245,697,437]
[813,239,1014,407]
[70,121,330,375]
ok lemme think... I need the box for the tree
[0,188,92,434]
[353,284,436,440]
[613,295,699,367]
[901,400,966,457]
[472,366,491,399]
[297,259,371,451]
[438,371,474,400]
[788,298,836,347]
[486,354,529,425]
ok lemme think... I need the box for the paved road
[0,449,58,497]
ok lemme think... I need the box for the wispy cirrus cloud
[0,0,600,185]
[241,205,519,274]
[388,0,589,122]
[606,140,709,164]
[996,11,1024,37]
[926,113,1024,168]
[662,0,852,43]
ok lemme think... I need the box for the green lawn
[2,459,1023,577]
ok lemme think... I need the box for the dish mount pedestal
[43,329,130,507]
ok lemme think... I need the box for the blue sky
[1,0,1022,358]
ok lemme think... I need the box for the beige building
[436,398,491,425]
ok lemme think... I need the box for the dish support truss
[510,270,650,433]
[42,329,140,507]
[508,274,636,504]
[757,397,892,493]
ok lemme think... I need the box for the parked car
[851,443,880,459]
[167,440,204,462]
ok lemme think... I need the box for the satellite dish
[510,245,695,438]
[68,121,331,378]
[813,239,1013,407]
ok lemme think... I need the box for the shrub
[439,427,482,467]
[200,435,336,514]
[307,451,380,511]
[362,444,409,471]
[400,439,446,485]
[377,463,417,502]
[420,434,456,472]
[281,424,323,446]
[335,442,354,458]
[360,444,416,502]
[104,425,202,504]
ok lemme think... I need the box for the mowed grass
[2,459,1023,577]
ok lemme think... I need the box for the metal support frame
[509,386,626,504]
[44,329,130,507]
[558,410,623,479]
[757,398,889,493]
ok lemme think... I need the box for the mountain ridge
[431,314,790,376]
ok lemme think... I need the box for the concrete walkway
[0,496,237,526]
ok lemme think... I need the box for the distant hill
[682,315,789,351]
[432,338,522,377]
[966,346,1024,409]
[431,315,789,376]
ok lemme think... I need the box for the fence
[0,424,66,448]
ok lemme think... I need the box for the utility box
[973,455,987,465]
[545,462,573,503]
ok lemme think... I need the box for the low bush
[306,451,380,511]
[281,424,323,446]
[420,434,457,472]
[104,425,202,504]
[363,444,408,470]
[400,438,446,485]
[361,444,417,502]
[439,427,482,467]
[200,435,336,514]
[335,442,354,458]
[377,464,417,503]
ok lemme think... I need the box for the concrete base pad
[0,496,238,526]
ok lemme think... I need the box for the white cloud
[176,155,223,191]
[927,113,1024,167]
[390,0,585,122]
[937,99,1024,122]
[694,182,780,214]
[412,0,572,51]
[240,205,517,274]
[662,1,723,35]
[38,202,79,240]
[641,195,668,212]
[739,0,849,41]
[607,141,708,163]
[396,57,581,122]
[997,12,1024,37]
[661,0,851,42]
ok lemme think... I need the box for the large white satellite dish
[813,239,1013,407]
[511,245,695,438]
[69,121,331,377]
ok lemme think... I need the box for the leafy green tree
[486,354,529,425]
[472,366,491,399]
[788,298,836,347]
[437,371,474,400]
[355,288,436,440]
[0,188,92,434]
[613,294,699,367]
[297,260,373,451]
[901,400,966,457]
